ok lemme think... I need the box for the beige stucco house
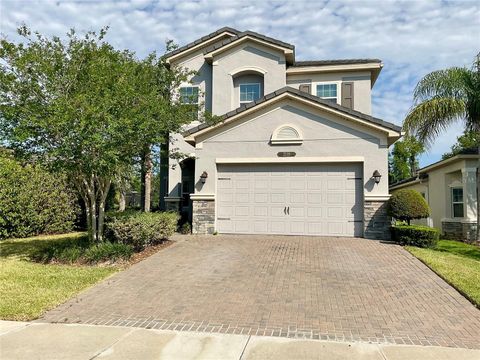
[163,27,402,239]
[390,152,479,243]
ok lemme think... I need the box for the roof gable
[184,87,401,144]
[207,104,380,146]
[164,27,240,63]
[203,31,295,65]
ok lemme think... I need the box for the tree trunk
[141,146,152,212]
[119,190,126,212]
[97,180,111,242]
[476,145,479,243]
[88,184,97,242]
[75,175,112,243]
[159,136,169,210]
[144,149,152,212]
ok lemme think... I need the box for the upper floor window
[179,86,199,121]
[451,187,464,218]
[316,84,337,103]
[240,83,261,104]
[179,86,199,104]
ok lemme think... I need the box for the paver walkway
[41,235,480,349]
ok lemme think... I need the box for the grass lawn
[0,233,117,321]
[406,240,480,307]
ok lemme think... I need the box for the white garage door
[216,163,363,237]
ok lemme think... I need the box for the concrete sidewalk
[1,321,479,360]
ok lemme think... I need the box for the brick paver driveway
[41,236,480,349]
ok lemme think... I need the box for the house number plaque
[277,152,296,157]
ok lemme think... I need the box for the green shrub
[179,222,191,235]
[31,236,90,263]
[31,236,132,264]
[391,225,439,248]
[0,156,78,239]
[55,246,84,264]
[105,211,178,251]
[83,242,133,264]
[388,189,430,225]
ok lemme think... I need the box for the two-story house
[163,27,401,239]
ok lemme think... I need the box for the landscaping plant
[392,224,439,247]
[403,53,480,241]
[0,26,195,242]
[388,189,430,225]
[0,155,77,239]
[105,211,178,251]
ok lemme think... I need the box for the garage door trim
[216,156,364,164]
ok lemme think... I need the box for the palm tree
[403,53,480,242]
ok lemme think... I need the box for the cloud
[1,0,478,165]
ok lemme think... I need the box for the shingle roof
[291,59,382,67]
[184,86,401,137]
[164,27,240,59]
[203,30,295,55]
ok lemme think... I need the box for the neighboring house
[390,151,479,243]
[164,27,401,239]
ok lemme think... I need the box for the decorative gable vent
[271,124,303,145]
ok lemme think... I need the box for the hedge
[0,156,78,239]
[391,225,439,248]
[105,211,178,251]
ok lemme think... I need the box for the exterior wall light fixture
[200,171,208,184]
[372,170,382,184]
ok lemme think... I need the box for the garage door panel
[235,193,249,203]
[253,193,268,203]
[271,179,287,189]
[327,192,343,204]
[290,192,305,203]
[270,193,286,203]
[253,221,268,233]
[290,179,306,190]
[254,207,268,216]
[327,207,343,218]
[307,207,323,217]
[290,221,305,234]
[271,206,286,217]
[307,179,322,190]
[217,163,363,237]
[218,206,233,217]
[307,193,323,204]
[234,220,250,232]
[270,221,286,233]
[235,206,249,216]
[289,205,304,216]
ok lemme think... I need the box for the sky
[1,0,479,166]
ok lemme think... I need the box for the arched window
[271,124,303,145]
[232,70,265,107]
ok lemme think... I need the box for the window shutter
[341,82,354,109]
[299,84,311,94]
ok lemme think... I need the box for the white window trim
[239,83,261,104]
[315,81,340,104]
[270,124,303,145]
[451,186,464,218]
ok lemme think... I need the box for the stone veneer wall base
[192,199,215,235]
[364,200,391,240]
[442,221,478,244]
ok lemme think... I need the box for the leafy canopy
[442,129,480,159]
[403,54,480,146]
[0,26,191,180]
[388,189,430,224]
[389,136,424,183]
